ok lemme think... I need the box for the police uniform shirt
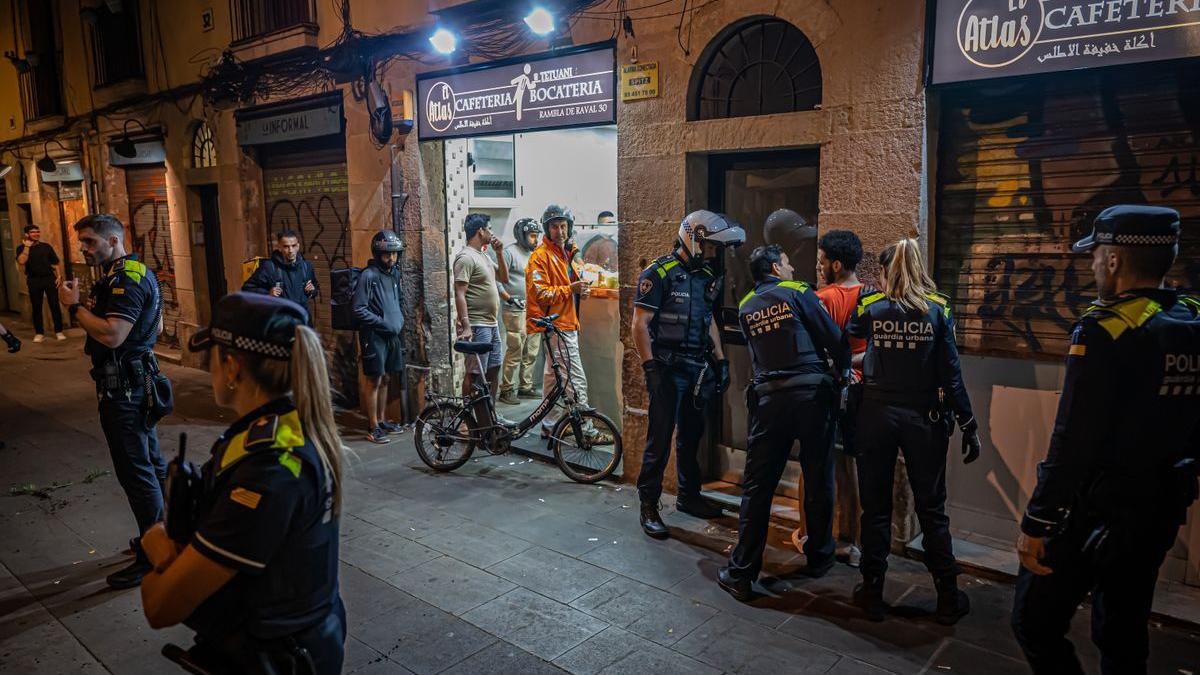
[635,253,718,355]
[86,255,161,367]
[737,278,850,381]
[1021,289,1200,538]
[848,290,972,416]
[188,398,340,640]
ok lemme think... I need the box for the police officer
[847,238,981,624]
[632,210,745,539]
[140,292,347,674]
[1011,206,1200,675]
[57,213,169,589]
[717,244,850,601]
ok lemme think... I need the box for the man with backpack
[353,230,406,444]
[242,229,319,322]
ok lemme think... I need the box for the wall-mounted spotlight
[524,8,555,36]
[429,28,457,55]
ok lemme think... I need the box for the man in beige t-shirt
[453,214,510,416]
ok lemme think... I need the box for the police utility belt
[751,372,829,396]
[90,351,174,424]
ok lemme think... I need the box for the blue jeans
[99,389,167,534]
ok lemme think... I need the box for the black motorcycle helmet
[371,229,404,254]
[513,217,541,251]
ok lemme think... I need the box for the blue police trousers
[728,387,836,581]
[856,398,959,580]
[99,389,167,534]
[1011,515,1178,675]
[637,357,710,504]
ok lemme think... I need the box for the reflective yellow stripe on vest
[219,410,307,475]
[856,291,886,316]
[655,259,679,279]
[1093,297,1163,340]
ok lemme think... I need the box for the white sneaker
[33,334,44,343]
[55,332,66,341]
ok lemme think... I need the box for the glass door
[706,149,820,485]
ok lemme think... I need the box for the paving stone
[777,595,943,674]
[353,594,496,675]
[341,531,442,579]
[355,501,470,541]
[492,512,614,557]
[462,588,608,661]
[0,605,107,674]
[673,613,842,674]
[569,576,718,646]
[56,586,193,674]
[824,657,895,674]
[553,626,721,675]
[441,640,568,674]
[340,564,428,632]
[487,546,615,603]
[388,555,516,616]
[667,561,806,630]
[416,521,532,569]
[922,638,1029,675]
[579,536,701,590]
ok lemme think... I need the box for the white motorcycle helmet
[676,210,746,264]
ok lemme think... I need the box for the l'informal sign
[931,0,1200,84]
[417,43,616,140]
[620,62,659,101]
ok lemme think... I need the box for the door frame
[195,184,226,316]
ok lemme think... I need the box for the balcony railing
[88,0,144,87]
[230,0,317,43]
[18,60,63,121]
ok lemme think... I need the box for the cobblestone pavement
[1,318,1198,674]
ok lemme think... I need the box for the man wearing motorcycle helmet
[497,217,542,404]
[353,230,406,444]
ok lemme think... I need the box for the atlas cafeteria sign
[931,0,1200,84]
[417,43,616,140]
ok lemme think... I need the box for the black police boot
[717,566,754,602]
[853,574,887,622]
[675,495,726,520]
[107,544,152,590]
[796,556,836,579]
[639,502,669,540]
[934,575,970,625]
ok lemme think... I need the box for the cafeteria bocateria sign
[931,0,1200,84]
[416,43,616,140]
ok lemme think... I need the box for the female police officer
[848,239,981,625]
[138,292,347,674]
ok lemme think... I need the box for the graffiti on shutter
[125,165,179,348]
[936,63,1200,358]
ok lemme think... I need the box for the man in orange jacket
[526,204,602,439]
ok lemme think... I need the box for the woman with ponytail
[846,239,981,626]
[139,292,347,674]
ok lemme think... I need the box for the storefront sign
[417,43,616,140]
[40,160,83,183]
[620,62,659,101]
[108,140,166,166]
[236,100,343,146]
[931,0,1200,84]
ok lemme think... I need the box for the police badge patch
[639,278,652,297]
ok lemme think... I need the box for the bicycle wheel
[550,410,622,483]
[414,401,477,471]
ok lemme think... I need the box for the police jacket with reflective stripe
[634,253,719,356]
[848,291,972,416]
[1022,289,1200,537]
[738,278,850,381]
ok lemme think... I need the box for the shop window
[467,135,516,206]
[231,0,317,42]
[192,122,217,168]
[85,0,144,87]
[688,17,822,121]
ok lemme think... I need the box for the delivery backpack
[330,266,362,331]
[241,256,272,284]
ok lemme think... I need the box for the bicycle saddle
[454,340,494,354]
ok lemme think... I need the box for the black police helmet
[371,229,404,254]
[188,292,308,360]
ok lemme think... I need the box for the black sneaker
[366,427,391,444]
[717,567,754,602]
[675,496,726,519]
[934,576,970,625]
[106,559,152,589]
[639,502,669,539]
[853,575,887,622]
[379,421,405,435]
[796,557,836,578]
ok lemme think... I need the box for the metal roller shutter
[936,61,1200,359]
[261,143,354,399]
[125,165,180,348]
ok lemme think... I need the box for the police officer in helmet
[632,210,745,539]
[140,292,347,674]
[848,238,981,624]
[717,244,850,601]
[57,213,171,589]
[1011,206,1200,674]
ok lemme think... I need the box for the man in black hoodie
[354,230,406,444]
[242,230,319,321]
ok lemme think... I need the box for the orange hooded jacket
[525,236,579,333]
